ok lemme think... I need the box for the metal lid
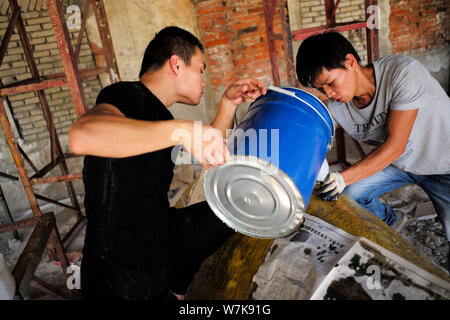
[203,155,305,239]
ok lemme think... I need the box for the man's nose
[323,86,335,98]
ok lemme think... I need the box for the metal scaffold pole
[263,0,379,165]
[0,0,119,299]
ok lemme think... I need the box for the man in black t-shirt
[69,26,266,300]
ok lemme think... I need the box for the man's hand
[222,79,266,106]
[316,171,345,201]
[212,79,266,138]
[177,121,231,169]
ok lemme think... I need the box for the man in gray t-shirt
[328,54,449,176]
[296,32,450,270]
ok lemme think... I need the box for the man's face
[312,66,356,103]
[177,47,206,105]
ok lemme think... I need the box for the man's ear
[169,54,181,75]
[343,53,357,70]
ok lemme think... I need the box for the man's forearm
[210,78,266,137]
[210,96,238,138]
[340,140,404,186]
[341,109,417,186]
[69,115,189,158]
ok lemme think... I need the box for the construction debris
[381,185,448,272]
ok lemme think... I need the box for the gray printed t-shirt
[327,55,450,175]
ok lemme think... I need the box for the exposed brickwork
[194,0,372,96]
[293,0,368,64]
[194,0,235,92]
[389,0,449,54]
[1,1,448,143]
[193,0,285,97]
[0,9,101,142]
[195,0,449,95]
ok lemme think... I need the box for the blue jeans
[345,165,450,241]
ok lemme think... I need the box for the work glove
[316,171,345,201]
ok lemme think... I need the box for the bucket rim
[266,86,335,145]
[203,155,305,239]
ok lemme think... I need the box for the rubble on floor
[381,184,449,272]
[168,164,204,207]
[0,200,85,299]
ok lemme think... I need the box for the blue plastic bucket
[231,87,333,206]
[203,87,334,238]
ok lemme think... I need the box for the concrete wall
[387,0,449,93]
[409,44,450,93]
[86,0,216,123]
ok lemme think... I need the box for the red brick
[204,38,229,47]
[195,0,287,90]
[248,7,264,14]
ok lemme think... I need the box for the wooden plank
[189,234,273,299]
[12,213,54,299]
[186,185,450,299]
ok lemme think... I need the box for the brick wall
[292,0,368,64]
[195,0,448,94]
[194,0,285,99]
[194,0,371,97]
[0,9,101,143]
[334,0,368,64]
[389,0,449,54]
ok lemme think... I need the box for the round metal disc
[203,155,305,239]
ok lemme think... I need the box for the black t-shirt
[82,81,175,295]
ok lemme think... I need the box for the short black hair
[139,26,204,78]
[296,32,361,87]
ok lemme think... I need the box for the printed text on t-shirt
[353,111,388,133]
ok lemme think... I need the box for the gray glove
[316,171,345,201]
